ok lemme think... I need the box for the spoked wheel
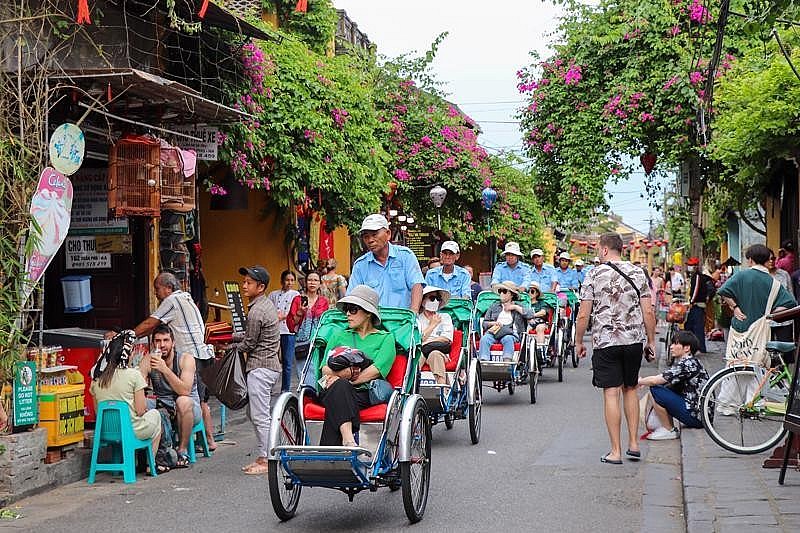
[268,400,303,521]
[557,336,564,383]
[468,363,482,444]
[700,366,788,454]
[444,413,454,430]
[554,327,564,382]
[529,345,539,405]
[663,324,675,366]
[401,401,431,524]
[508,379,515,395]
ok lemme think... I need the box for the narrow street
[4,340,678,533]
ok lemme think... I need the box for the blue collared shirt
[576,268,586,285]
[527,264,556,291]
[491,261,531,287]
[348,243,424,309]
[425,265,472,299]
[553,267,580,290]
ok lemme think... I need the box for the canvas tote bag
[724,278,780,367]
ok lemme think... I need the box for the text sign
[70,168,128,235]
[13,361,38,426]
[224,281,247,333]
[172,125,219,161]
[65,236,111,269]
[405,228,435,263]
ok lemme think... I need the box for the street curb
[641,438,686,533]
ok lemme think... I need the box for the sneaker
[647,427,679,441]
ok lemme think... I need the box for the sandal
[600,453,623,465]
[173,452,190,469]
[243,462,269,475]
[147,464,170,475]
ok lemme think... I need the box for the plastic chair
[187,418,212,464]
[88,400,157,484]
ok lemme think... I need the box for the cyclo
[417,297,482,443]
[555,289,580,370]
[526,291,561,391]
[470,289,534,401]
[267,307,432,523]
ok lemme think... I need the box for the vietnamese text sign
[172,125,219,161]
[66,236,111,269]
[405,228,435,263]
[69,168,128,235]
[224,281,247,333]
[13,361,38,426]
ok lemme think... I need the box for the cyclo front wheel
[268,400,303,520]
[699,366,788,454]
[401,400,432,523]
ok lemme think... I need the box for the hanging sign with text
[65,236,112,269]
[171,125,219,161]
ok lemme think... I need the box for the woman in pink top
[288,271,330,379]
[775,240,796,273]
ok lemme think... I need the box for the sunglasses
[341,303,363,315]
[426,295,441,301]
[496,288,509,294]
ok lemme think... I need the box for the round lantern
[481,186,498,211]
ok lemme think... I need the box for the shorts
[195,357,214,403]
[591,343,643,388]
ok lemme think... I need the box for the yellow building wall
[765,195,781,253]
[199,190,350,320]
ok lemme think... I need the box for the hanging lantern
[429,185,447,208]
[569,238,576,244]
[640,152,657,176]
[579,240,588,246]
[662,238,669,244]
[481,186,498,211]
[385,181,398,201]
[630,240,636,245]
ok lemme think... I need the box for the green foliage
[517,0,747,227]
[218,37,390,232]
[261,0,338,54]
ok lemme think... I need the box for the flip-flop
[626,449,641,460]
[173,452,190,469]
[601,453,623,465]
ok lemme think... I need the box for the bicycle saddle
[765,340,796,353]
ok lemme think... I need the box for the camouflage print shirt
[580,261,650,349]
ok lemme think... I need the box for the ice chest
[39,384,85,447]
[61,275,92,313]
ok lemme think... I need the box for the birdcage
[160,145,196,213]
[108,135,161,217]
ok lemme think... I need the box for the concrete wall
[198,190,350,319]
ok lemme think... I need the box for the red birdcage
[108,135,161,217]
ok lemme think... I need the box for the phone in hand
[301,295,309,307]
[644,346,656,362]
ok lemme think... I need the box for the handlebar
[767,304,800,322]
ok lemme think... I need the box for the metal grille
[108,137,161,217]
[160,146,196,213]
[224,0,261,18]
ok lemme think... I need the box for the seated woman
[417,286,454,385]
[90,330,163,470]
[318,285,397,447]
[637,331,710,440]
[527,281,554,358]
[478,281,533,361]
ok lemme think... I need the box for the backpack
[703,274,716,299]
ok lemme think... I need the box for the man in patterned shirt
[638,330,709,439]
[575,232,656,464]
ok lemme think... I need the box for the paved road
[5,343,666,533]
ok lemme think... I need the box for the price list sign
[224,281,247,333]
[405,228,435,263]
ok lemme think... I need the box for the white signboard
[172,125,219,161]
[65,236,111,270]
[69,168,128,235]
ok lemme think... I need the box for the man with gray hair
[108,272,217,450]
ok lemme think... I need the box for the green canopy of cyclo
[474,290,532,316]
[440,298,473,330]
[313,307,421,354]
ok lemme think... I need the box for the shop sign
[405,228,435,263]
[49,123,85,176]
[13,361,38,427]
[22,167,73,306]
[172,125,219,161]
[95,234,133,254]
[224,281,247,333]
[65,236,112,269]
[69,168,129,235]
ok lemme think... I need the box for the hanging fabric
[76,0,91,24]
[318,217,335,261]
[198,0,210,18]
[309,214,321,266]
[295,0,308,13]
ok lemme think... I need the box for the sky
[334,0,662,232]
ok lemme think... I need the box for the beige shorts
[135,409,162,441]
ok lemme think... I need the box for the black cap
[239,265,270,285]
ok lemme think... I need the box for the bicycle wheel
[699,366,788,454]
[401,400,431,523]
[662,323,673,365]
[268,400,303,520]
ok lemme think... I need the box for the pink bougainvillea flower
[394,169,411,181]
[209,185,228,196]
[564,64,582,86]
[689,0,710,23]
[639,112,655,123]
[669,25,681,36]
[662,75,680,91]
[420,135,433,147]
[689,71,704,84]
[542,142,555,153]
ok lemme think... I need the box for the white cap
[575,259,584,266]
[502,242,523,257]
[360,214,390,232]
[530,248,544,257]
[592,256,600,263]
[441,241,460,254]
[558,252,571,261]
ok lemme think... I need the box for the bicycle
[661,294,685,366]
[698,340,795,454]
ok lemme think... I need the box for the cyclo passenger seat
[420,330,463,373]
[765,340,796,353]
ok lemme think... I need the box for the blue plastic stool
[187,418,212,464]
[88,400,157,484]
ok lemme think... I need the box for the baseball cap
[558,252,571,261]
[239,265,270,285]
[575,259,584,266]
[530,248,544,257]
[360,214,390,232]
[441,241,460,254]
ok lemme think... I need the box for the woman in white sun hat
[478,281,533,361]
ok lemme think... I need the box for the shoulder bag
[725,278,780,367]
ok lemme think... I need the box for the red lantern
[629,240,636,245]
[640,152,657,176]
[662,238,669,244]
[579,240,588,246]
[634,244,641,249]
[569,238,576,244]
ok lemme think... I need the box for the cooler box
[39,384,85,447]
[61,275,92,313]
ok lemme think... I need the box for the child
[637,330,709,440]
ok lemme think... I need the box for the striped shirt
[151,290,211,360]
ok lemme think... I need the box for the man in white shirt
[670,265,685,296]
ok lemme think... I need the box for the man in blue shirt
[491,242,531,288]
[528,248,556,291]
[554,252,580,291]
[348,214,424,310]
[425,241,472,299]
[575,259,586,285]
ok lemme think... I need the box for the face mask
[424,300,439,312]
[687,266,695,273]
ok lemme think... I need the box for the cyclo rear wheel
[529,341,539,404]
[468,362,482,444]
[401,400,432,523]
[699,366,788,454]
[268,400,303,520]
